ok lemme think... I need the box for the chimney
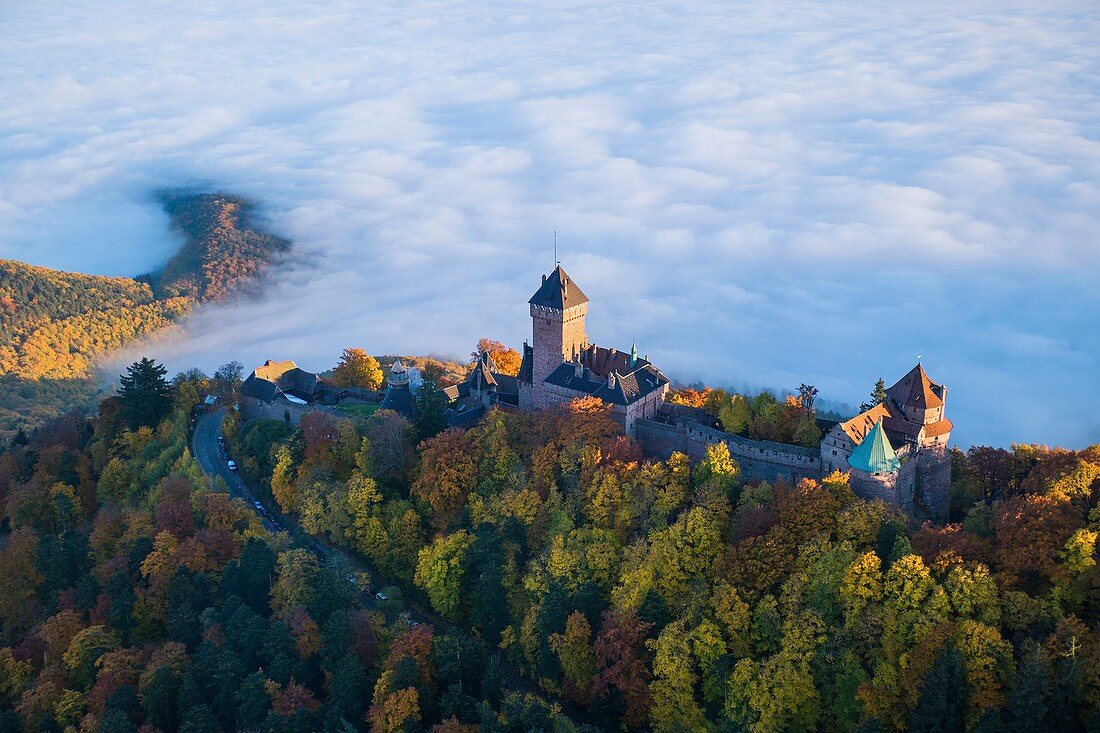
[542,274,547,284]
[574,362,583,378]
[608,371,617,388]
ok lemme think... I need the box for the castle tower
[379,359,414,418]
[527,265,589,408]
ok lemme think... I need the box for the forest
[219,379,1099,732]
[0,363,588,733]
[0,193,290,441]
[1,353,1098,732]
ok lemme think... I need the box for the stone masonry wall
[530,303,587,408]
[636,417,823,483]
[637,413,950,523]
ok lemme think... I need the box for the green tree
[649,619,710,733]
[413,374,449,442]
[869,378,887,407]
[550,611,597,704]
[213,360,244,394]
[62,625,120,689]
[718,394,752,434]
[415,531,473,619]
[909,646,969,733]
[117,357,172,429]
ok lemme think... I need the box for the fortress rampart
[636,406,948,522]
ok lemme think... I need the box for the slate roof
[466,352,500,391]
[848,420,901,473]
[518,343,533,385]
[529,265,589,310]
[543,345,668,405]
[379,383,414,418]
[241,360,323,404]
[445,397,486,428]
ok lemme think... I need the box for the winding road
[190,407,589,721]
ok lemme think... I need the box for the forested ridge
[223,393,1100,732]
[152,192,290,302]
[0,193,290,440]
[0,365,584,733]
[2,355,1099,731]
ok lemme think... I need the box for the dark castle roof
[519,343,533,384]
[379,383,414,417]
[543,345,668,406]
[529,265,589,310]
[241,360,323,404]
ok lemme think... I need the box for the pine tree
[117,357,172,428]
[413,374,448,442]
[909,646,969,733]
[871,378,887,406]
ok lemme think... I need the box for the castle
[516,266,669,435]
[243,265,953,521]
[509,266,952,521]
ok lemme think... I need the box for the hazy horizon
[3,0,1098,449]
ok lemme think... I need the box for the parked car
[252,500,263,511]
[227,460,237,471]
[375,591,389,601]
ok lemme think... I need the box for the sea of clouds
[2,0,1098,447]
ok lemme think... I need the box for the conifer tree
[871,378,887,406]
[117,357,172,428]
[413,374,448,442]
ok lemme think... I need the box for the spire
[630,339,638,368]
[847,420,901,474]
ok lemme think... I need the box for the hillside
[153,191,290,302]
[0,192,291,439]
[0,372,585,732]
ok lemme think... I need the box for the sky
[1,0,1098,448]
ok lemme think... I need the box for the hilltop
[0,192,290,439]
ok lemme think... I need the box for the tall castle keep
[525,267,591,405]
[518,266,669,435]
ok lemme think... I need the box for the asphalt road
[190,407,590,722]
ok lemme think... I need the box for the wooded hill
[0,193,290,440]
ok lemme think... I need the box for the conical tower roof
[847,419,901,474]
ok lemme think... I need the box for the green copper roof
[848,419,900,474]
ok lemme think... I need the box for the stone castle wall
[636,416,823,483]
[849,446,949,523]
[637,412,950,522]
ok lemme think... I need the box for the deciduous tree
[332,348,384,390]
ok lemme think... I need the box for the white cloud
[1,0,1098,448]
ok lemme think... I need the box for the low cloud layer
[2,0,1098,447]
